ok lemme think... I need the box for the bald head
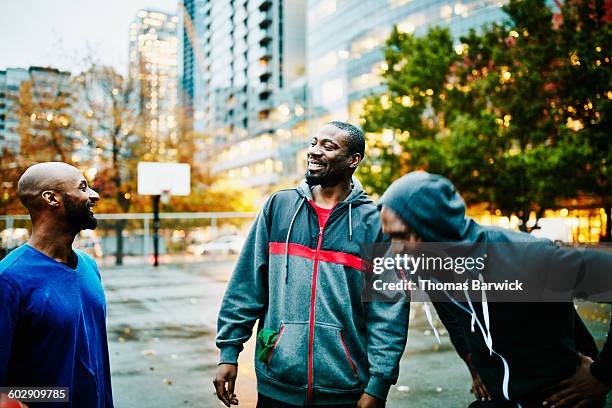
[18,162,85,211]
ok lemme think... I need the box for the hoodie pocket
[313,324,362,390]
[265,322,308,387]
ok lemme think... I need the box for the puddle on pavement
[110,324,212,342]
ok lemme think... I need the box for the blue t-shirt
[0,244,114,407]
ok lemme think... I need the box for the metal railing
[0,212,258,264]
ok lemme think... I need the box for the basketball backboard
[137,162,191,196]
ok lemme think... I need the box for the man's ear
[41,190,61,207]
[349,153,362,169]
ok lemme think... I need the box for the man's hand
[213,364,239,407]
[356,393,385,408]
[543,354,611,407]
[463,353,491,402]
[470,371,491,402]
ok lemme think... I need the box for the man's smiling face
[60,172,100,231]
[305,124,360,187]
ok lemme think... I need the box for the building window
[321,79,344,104]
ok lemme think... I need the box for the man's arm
[362,234,411,404]
[362,295,410,402]
[0,276,20,384]
[432,302,470,358]
[433,302,491,401]
[544,247,612,407]
[214,204,272,406]
[216,206,271,363]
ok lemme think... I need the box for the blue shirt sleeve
[0,276,20,384]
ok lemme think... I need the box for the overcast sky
[0,0,179,75]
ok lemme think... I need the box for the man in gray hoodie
[378,171,611,407]
[214,122,409,407]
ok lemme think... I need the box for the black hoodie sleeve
[433,302,470,358]
[556,246,612,385]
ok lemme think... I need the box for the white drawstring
[284,197,306,283]
[462,284,511,402]
[419,276,516,404]
[348,202,353,241]
[480,274,493,356]
[423,301,441,344]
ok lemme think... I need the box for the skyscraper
[180,0,306,145]
[129,9,179,161]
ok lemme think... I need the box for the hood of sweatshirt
[378,171,478,242]
[296,176,374,207]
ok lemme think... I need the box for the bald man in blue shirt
[0,162,113,407]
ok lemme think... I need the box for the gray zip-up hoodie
[217,179,409,405]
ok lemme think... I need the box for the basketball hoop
[137,162,191,267]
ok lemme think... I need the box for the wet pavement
[102,259,611,408]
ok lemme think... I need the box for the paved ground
[102,259,611,408]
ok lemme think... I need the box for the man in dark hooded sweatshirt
[378,171,612,407]
[214,122,409,408]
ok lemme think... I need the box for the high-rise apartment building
[0,68,29,153]
[129,9,179,160]
[180,0,306,144]
[0,66,75,159]
[183,0,507,192]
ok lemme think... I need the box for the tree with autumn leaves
[2,62,257,263]
[359,0,611,237]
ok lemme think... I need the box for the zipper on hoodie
[307,225,324,403]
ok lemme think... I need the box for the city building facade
[181,0,305,140]
[0,68,29,153]
[129,9,180,161]
[189,0,507,192]
[306,0,508,126]
[0,66,76,160]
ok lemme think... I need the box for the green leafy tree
[360,0,611,235]
[358,26,459,196]
[551,0,611,239]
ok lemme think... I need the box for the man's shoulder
[75,248,97,264]
[270,188,300,201]
[0,245,32,275]
[0,246,35,289]
[75,249,100,275]
[262,188,301,211]
[482,225,544,243]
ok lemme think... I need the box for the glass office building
[129,9,179,160]
[306,0,508,126]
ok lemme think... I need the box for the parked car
[189,234,246,256]
[530,218,574,244]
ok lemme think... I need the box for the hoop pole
[152,195,161,267]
